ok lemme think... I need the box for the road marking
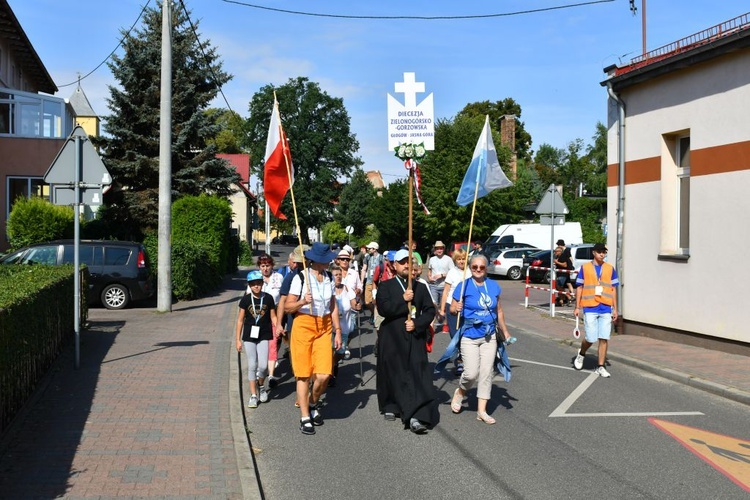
[548,372,704,418]
[510,357,579,372]
[650,418,750,492]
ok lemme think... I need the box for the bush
[238,239,253,266]
[171,240,221,300]
[172,195,233,274]
[6,197,74,250]
[322,221,347,246]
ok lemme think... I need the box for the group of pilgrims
[235,239,515,435]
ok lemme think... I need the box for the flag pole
[274,92,310,295]
[406,163,414,317]
[455,152,483,327]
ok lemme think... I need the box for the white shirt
[429,255,454,285]
[444,267,467,304]
[344,268,362,296]
[334,285,356,336]
[289,270,335,317]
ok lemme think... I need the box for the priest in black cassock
[376,248,437,434]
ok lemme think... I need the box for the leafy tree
[204,108,246,154]
[335,168,376,236]
[322,221,348,246]
[244,77,362,238]
[456,98,533,160]
[585,122,608,196]
[368,179,409,249]
[96,4,239,239]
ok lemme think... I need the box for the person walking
[439,248,468,374]
[336,248,362,359]
[285,243,343,435]
[573,243,619,377]
[449,254,513,425]
[236,270,278,408]
[376,249,436,434]
[428,241,454,330]
[330,264,358,386]
[361,242,383,324]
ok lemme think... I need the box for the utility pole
[157,0,173,312]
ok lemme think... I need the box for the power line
[57,0,153,88]
[220,0,615,20]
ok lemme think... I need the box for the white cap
[343,244,354,255]
[394,249,410,262]
[366,241,379,250]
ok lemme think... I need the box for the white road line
[549,372,599,417]
[510,357,581,372]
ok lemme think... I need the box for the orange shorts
[290,313,334,378]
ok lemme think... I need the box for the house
[217,153,259,244]
[0,0,73,250]
[601,12,750,349]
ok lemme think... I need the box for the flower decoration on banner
[394,142,426,168]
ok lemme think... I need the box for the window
[660,132,690,259]
[0,88,69,138]
[62,245,102,266]
[104,247,132,266]
[6,176,49,220]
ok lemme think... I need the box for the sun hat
[337,249,351,258]
[556,239,565,246]
[291,244,310,263]
[394,249,410,262]
[434,240,445,248]
[247,270,263,282]
[304,242,337,264]
[366,241,379,250]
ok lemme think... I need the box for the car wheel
[544,270,552,284]
[507,266,522,280]
[101,284,130,310]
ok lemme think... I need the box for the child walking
[236,270,278,408]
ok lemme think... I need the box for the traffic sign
[540,215,565,225]
[535,184,569,215]
[44,126,111,186]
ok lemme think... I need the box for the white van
[485,222,583,251]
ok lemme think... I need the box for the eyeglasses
[396,258,410,265]
[471,265,486,271]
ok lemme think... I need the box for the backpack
[372,261,388,284]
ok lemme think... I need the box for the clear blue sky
[12,0,750,183]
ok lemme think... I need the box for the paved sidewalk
[0,270,747,498]
[0,270,258,499]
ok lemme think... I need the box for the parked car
[486,247,539,280]
[523,244,595,284]
[480,242,537,259]
[0,240,154,309]
[271,235,298,245]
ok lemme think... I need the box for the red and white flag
[263,98,294,219]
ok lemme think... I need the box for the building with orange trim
[601,13,750,348]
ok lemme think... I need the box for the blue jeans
[583,312,612,343]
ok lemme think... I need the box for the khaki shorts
[364,282,375,306]
[290,313,334,378]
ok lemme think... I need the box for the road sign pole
[74,135,82,369]
[157,0,173,312]
[549,186,556,317]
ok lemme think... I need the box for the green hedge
[0,265,84,436]
[172,195,233,274]
[6,197,74,250]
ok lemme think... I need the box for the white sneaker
[259,387,269,403]
[595,366,611,378]
[344,349,351,360]
[573,350,584,370]
[247,394,259,408]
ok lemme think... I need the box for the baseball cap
[246,270,263,282]
[593,243,608,253]
[366,241,379,250]
[394,249,410,262]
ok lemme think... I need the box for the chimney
[499,115,517,180]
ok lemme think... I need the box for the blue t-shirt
[452,278,501,339]
[279,268,300,296]
[576,263,619,314]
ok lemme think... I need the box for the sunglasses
[471,265,486,271]
[337,257,350,261]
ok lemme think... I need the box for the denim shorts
[583,312,612,343]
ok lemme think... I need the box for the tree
[368,179,409,250]
[204,108,246,154]
[244,77,362,238]
[456,98,533,160]
[585,121,608,196]
[96,3,239,239]
[335,168,376,236]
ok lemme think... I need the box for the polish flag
[263,98,293,219]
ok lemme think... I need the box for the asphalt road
[240,271,750,500]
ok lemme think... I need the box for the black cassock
[376,276,437,427]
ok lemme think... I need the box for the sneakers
[595,366,611,378]
[383,412,396,421]
[247,394,258,408]
[300,417,315,435]
[259,387,269,403]
[573,350,584,370]
[344,348,351,360]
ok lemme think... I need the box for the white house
[602,13,750,348]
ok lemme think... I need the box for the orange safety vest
[579,262,615,308]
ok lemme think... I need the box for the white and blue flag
[456,115,513,206]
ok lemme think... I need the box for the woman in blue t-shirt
[450,254,513,424]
